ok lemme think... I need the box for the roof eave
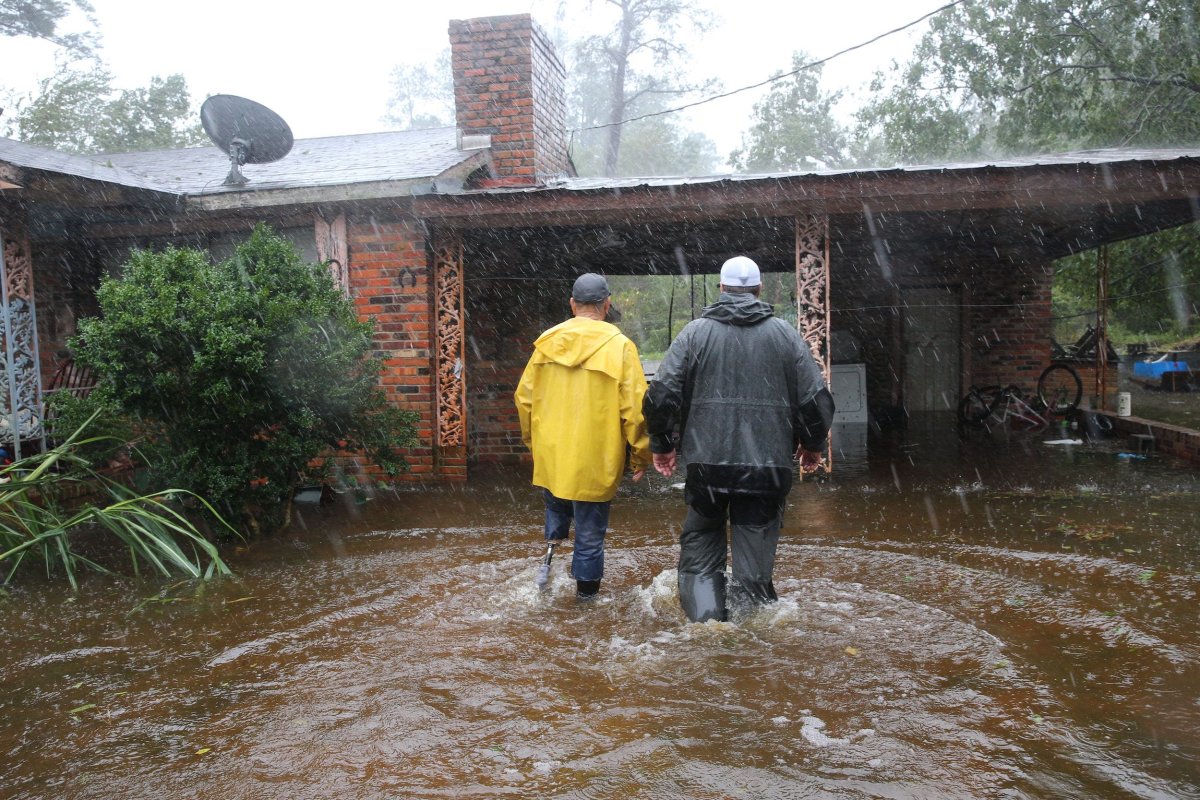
[183,150,494,212]
[0,162,183,208]
[412,155,1200,229]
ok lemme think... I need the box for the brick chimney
[449,14,572,187]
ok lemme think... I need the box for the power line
[572,0,969,135]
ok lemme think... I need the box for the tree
[1053,226,1200,342]
[730,52,850,173]
[610,271,797,357]
[854,0,1200,342]
[572,0,719,176]
[569,89,720,177]
[5,61,206,153]
[0,0,96,59]
[383,48,455,130]
[608,121,718,176]
[856,0,1200,165]
[69,225,420,532]
[851,63,992,167]
[93,73,207,152]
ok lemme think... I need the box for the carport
[412,150,1200,465]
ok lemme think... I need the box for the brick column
[347,214,435,479]
[965,259,1054,389]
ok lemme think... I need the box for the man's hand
[631,469,645,482]
[797,447,826,474]
[652,451,677,477]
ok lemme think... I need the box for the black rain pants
[677,489,785,622]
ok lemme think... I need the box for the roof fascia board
[0,161,23,189]
[15,172,182,208]
[185,151,493,211]
[186,178,439,211]
[414,159,1200,229]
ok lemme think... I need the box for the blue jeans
[543,490,611,582]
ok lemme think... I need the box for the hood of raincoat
[532,317,624,378]
[700,292,775,326]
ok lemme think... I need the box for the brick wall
[465,267,565,464]
[833,253,1064,417]
[964,259,1055,390]
[1097,412,1200,464]
[345,211,437,481]
[449,14,570,185]
[1064,362,1121,409]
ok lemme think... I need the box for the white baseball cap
[719,256,761,287]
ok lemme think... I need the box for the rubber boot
[728,579,778,617]
[576,579,601,599]
[678,571,727,622]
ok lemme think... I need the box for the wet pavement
[1,415,1198,799]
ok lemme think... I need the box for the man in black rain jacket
[644,255,835,622]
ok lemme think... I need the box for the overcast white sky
[1,0,937,168]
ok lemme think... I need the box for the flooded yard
[1118,364,1200,431]
[2,416,1198,799]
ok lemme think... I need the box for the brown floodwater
[2,416,1199,799]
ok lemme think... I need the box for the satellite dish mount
[200,95,294,187]
[224,137,251,186]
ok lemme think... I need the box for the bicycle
[958,384,1049,431]
[958,362,1083,429]
[1036,362,1083,416]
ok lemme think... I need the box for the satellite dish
[200,94,293,186]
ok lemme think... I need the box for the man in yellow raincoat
[515,273,651,598]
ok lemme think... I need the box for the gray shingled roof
[1,127,487,199]
[0,136,169,193]
[5,132,1198,204]
[104,127,482,195]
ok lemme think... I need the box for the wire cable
[571,0,969,135]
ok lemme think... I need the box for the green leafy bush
[70,224,419,532]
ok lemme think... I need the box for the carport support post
[433,234,468,478]
[1095,245,1109,410]
[795,214,832,473]
[0,227,44,460]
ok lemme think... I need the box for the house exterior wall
[964,260,1054,390]
[32,240,102,392]
[833,254,1078,420]
[25,211,451,483]
[464,271,564,465]
[344,210,439,480]
[456,248,1072,461]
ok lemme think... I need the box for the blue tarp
[1133,360,1190,378]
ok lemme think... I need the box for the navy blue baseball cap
[572,273,622,321]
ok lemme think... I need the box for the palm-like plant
[0,415,237,590]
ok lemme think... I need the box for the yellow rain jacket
[515,316,651,502]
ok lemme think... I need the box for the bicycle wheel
[958,385,1000,425]
[1037,363,1083,415]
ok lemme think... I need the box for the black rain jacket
[643,291,835,498]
